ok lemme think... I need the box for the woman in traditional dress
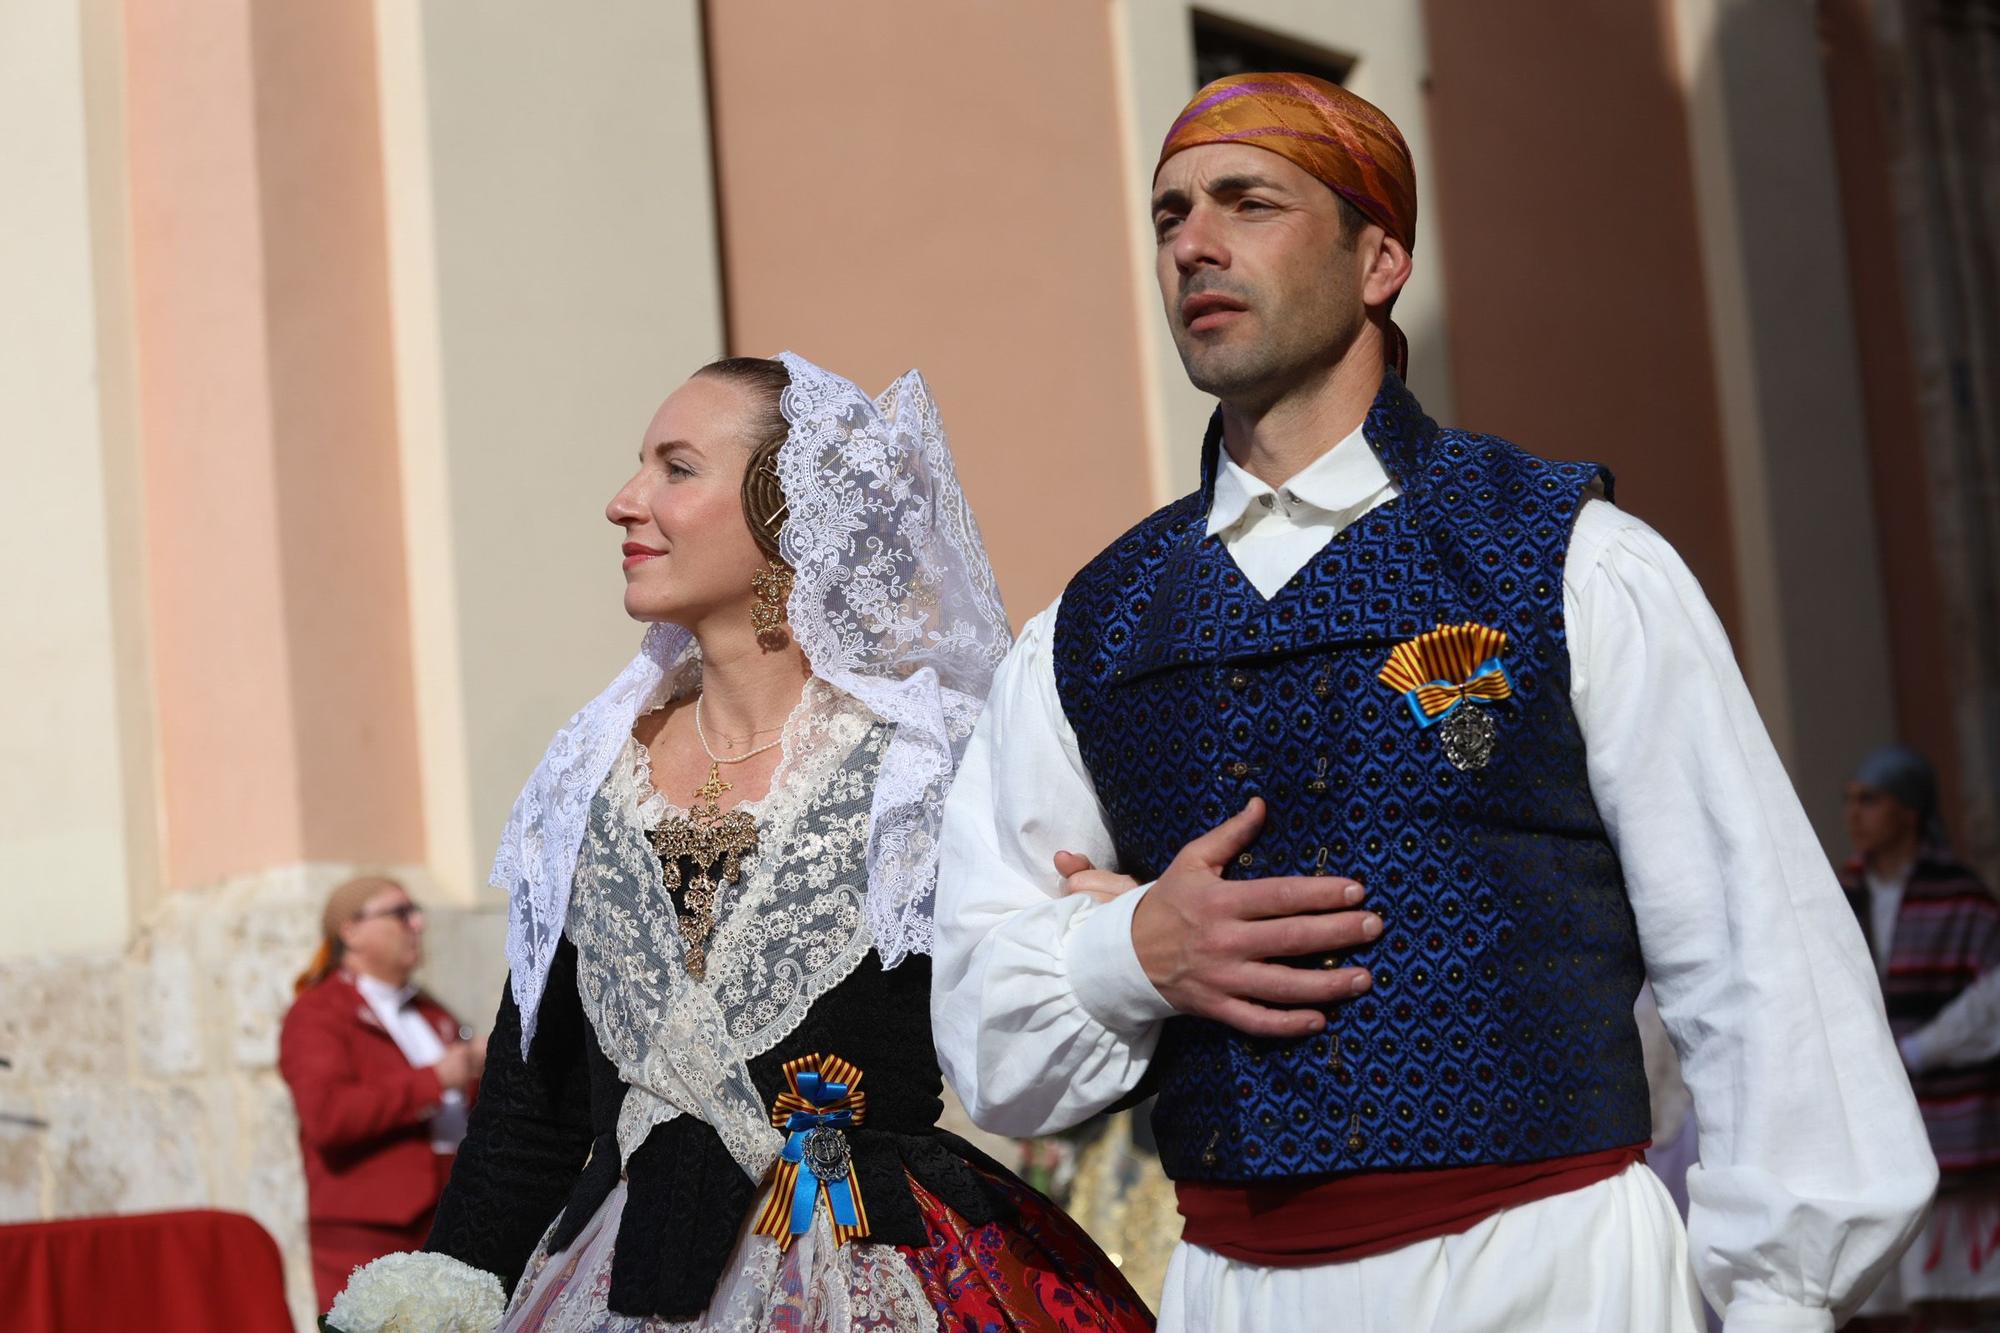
[329,354,1153,1332]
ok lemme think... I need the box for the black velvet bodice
[425,935,1001,1319]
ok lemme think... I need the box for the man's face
[1842,781,1920,862]
[1152,143,1369,408]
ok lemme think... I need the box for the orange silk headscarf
[1157,72,1417,252]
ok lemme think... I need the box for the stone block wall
[0,866,1065,1329]
[0,867,507,1332]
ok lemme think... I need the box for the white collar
[1205,421,1390,537]
[352,971,419,1011]
[1864,864,1914,896]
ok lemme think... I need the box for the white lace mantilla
[493,353,1007,1054]
[772,353,1008,971]
[567,682,890,1173]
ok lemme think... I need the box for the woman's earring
[751,561,793,638]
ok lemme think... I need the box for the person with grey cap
[1842,746,2000,1329]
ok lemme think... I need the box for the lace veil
[494,353,1009,1052]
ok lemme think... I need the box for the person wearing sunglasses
[280,874,486,1311]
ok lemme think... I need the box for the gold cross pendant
[693,764,731,810]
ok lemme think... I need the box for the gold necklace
[645,696,783,980]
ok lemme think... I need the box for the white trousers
[1158,1162,1703,1333]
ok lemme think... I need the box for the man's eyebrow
[1204,172,1283,197]
[1152,173,1287,214]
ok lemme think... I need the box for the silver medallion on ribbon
[801,1125,853,1182]
[1440,706,1498,772]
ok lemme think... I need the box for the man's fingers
[1229,961,1373,1005]
[1205,996,1328,1040]
[1235,874,1366,920]
[1175,798,1267,872]
[1052,850,1093,878]
[1237,909,1383,959]
[1062,869,1141,902]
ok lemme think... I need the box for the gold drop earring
[741,431,792,642]
[751,561,793,637]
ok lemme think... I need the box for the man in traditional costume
[1842,746,2000,1330]
[933,73,1934,1331]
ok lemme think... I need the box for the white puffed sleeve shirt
[932,425,1935,1332]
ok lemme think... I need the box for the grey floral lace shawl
[563,682,891,1175]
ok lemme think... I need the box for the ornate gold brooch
[646,763,758,980]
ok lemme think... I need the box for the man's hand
[1055,850,1142,903]
[1131,797,1378,1038]
[434,1035,487,1093]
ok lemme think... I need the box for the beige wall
[0,0,150,958]
[1671,0,1896,841]
[125,0,310,890]
[120,0,428,890]
[706,0,1154,619]
[251,2,428,869]
[1819,0,1957,807]
[8,0,729,935]
[396,2,726,894]
[1117,0,1458,495]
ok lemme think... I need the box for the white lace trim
[498,624,695,1054]
[773,353,1009,970]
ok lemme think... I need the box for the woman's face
[339,883,425,980]
[607,373,770,630]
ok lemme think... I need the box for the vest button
[1237,851,1255,867]
[1228,672,1248,689]
[1227,761,1250,778]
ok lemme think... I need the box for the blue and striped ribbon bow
[752,1054,869,1249]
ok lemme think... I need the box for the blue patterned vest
[1052,373,1651,1181]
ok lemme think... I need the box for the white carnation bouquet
[322,1251,507,1333]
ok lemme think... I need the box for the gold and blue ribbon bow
[1377,622,1515,726]
[752,1054,869,1250]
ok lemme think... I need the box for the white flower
[326,1252,506,1333]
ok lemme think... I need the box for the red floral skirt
[896,1167,1155,1331]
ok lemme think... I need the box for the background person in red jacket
[279,875,486,1312]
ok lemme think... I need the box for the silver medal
[801,1125,853,1182]
[1440,706,1497,772]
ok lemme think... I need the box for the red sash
[1176,1144,1646,1266]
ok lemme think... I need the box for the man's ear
[1363,232,1413,311]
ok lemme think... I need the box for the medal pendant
[1439,705,1497,772]
[801,1125,853,1182]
